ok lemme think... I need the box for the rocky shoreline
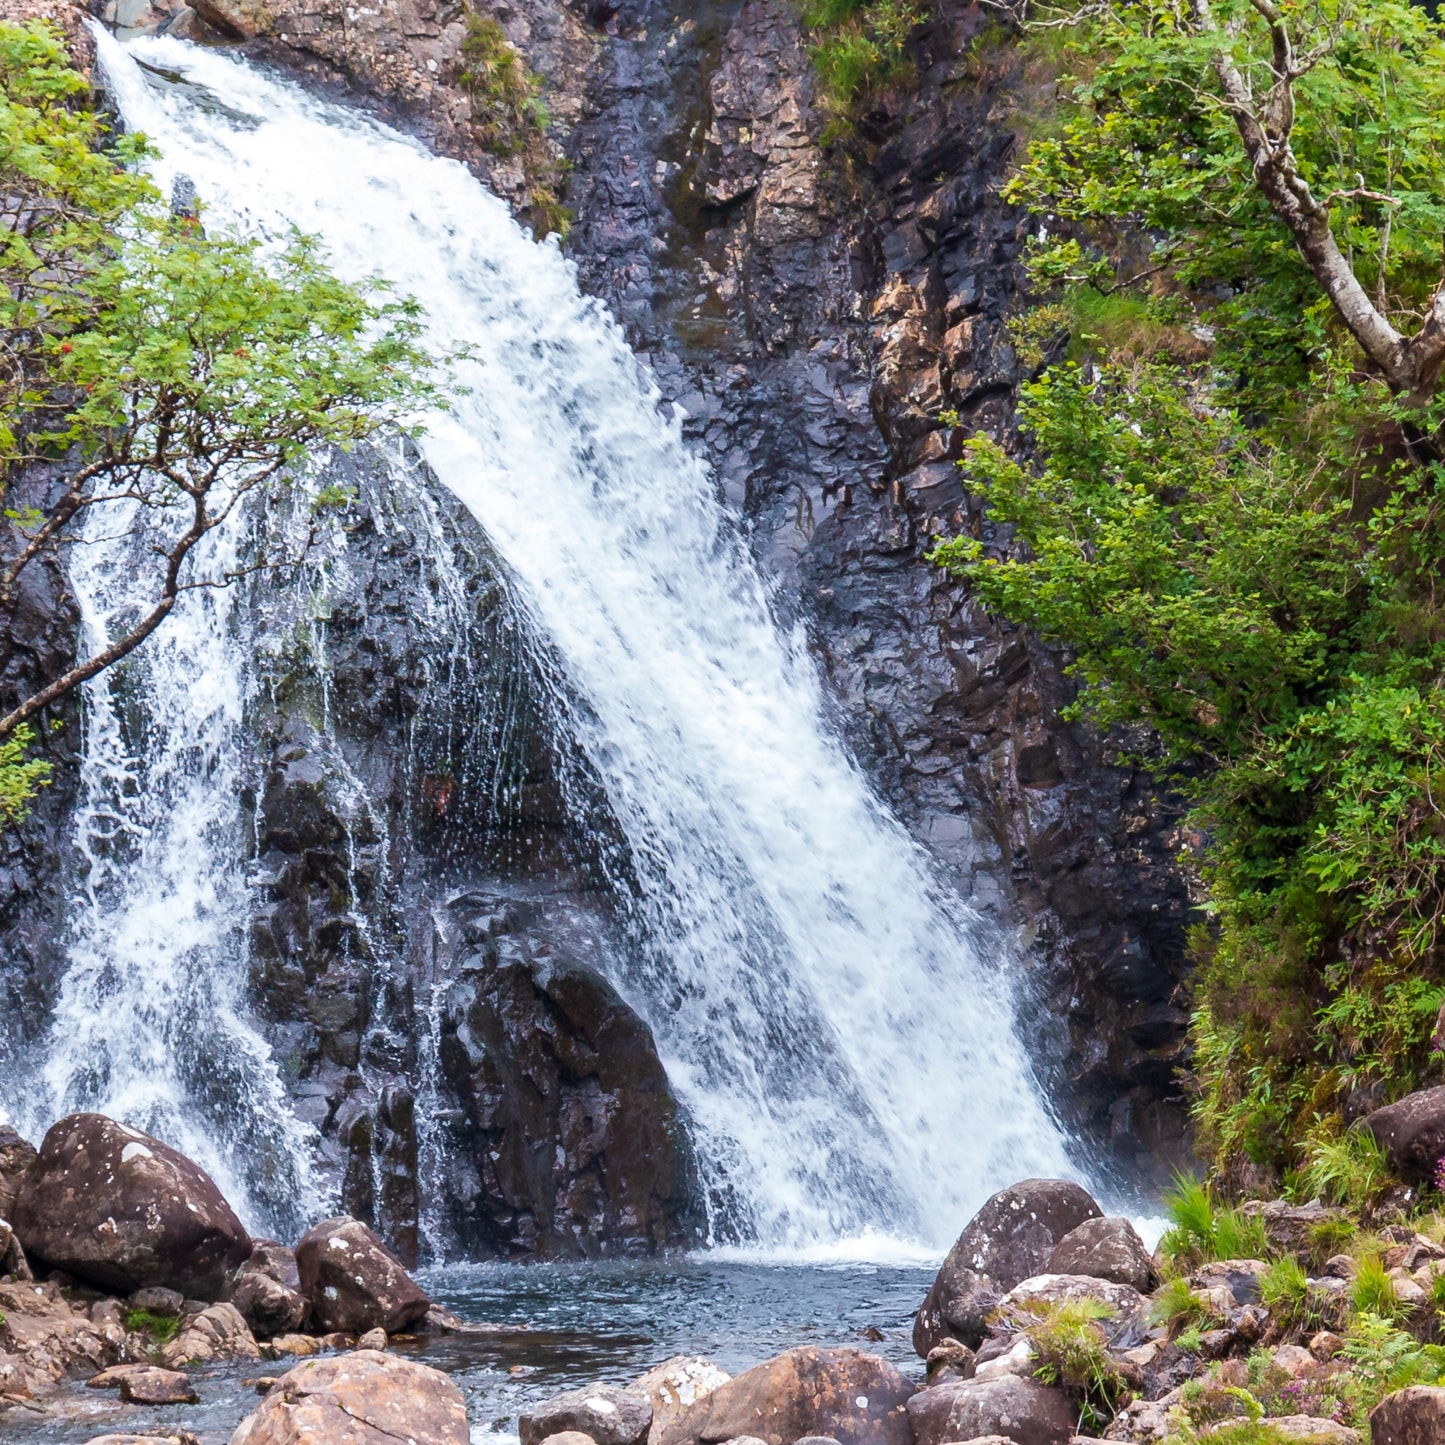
[5,1112,1445,1444]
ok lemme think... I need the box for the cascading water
[0,496,319,1236]
[58,29,1075,1252]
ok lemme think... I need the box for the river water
[2,1258,937,1444]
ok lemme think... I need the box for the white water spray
[71,30,1073,1249]
[0,498,319,1235]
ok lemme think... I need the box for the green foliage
[1338,1313,1445,1414]
[457,11,569,237]
[1022,1297,1132,1432]
[1259,1257,1316,1333]
[1305,1216,1361,1273]
[928,0,1445,1183]
[0,725,51,824]
[1149,1274,1216,1336]
[124,1308,181,1344]
[0,19,446,792]
[1350,1254,1405,1323]
[1156,1175,1269,1269]
[798,0,927,138]
[1299,1127,1394,1214]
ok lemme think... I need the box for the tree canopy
[0,19,446,822]
[934,0,1445,1182]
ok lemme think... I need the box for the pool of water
[1,1257,938,1444]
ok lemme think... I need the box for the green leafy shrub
[1023,1297,1132,1433]
[1150,1275,1216,1337]
[930,0,1445,1186]
[1259,1257,1318,1334]
[1337,1313,1445,1418]
[1158,1175,1269,1269]
[798,0,928,138]
[124,1308,181,1345]
[1299,1128,1395,1215]
[457,11,569,237]
[1351,1255,1405,1324]
[0,725,51,825]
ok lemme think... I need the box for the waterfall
[52,28,1075,1251]
[1,494,320,1237]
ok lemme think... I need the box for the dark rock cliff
[193,0,1194,1179]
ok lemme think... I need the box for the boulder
[11,1114,250,1298]
[541,1436,602,1445]
[160,1302,260,1366]
[1236,1200,1349,1261]
[521,1384,653,1445]
[1360,1089,1445,1184]
[81,1437,200,1445]
[906,1375,1076,1445]
[1258,1420,1358,1442]
[925,1337,976,1384]
[1371,1386,1445,1444]
[0,1123,37,1221]
[118,1365,199,1404]
[232,1241,307,1339]
[230,1349,468,1443]
[131,1286,185,1316]
[0,1276,125,1386]
[915,1180,1102,1354]
[631,1355,731,1441]
[294,1216,429,1334]
[995,1274,1147,1335]
[1047,1217,1157,1293]
[656,1346,912,1445]
[0,1214,32,1281]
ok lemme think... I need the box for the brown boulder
[233,1241,307,1339]
[521,1384,653,1445]
[11,1114,250,1299]
[1360,1089,1445,1184]
[161,1301,260,1366]
[118,1365,199,1404]
[915,1180,1103,1354]
[631,1356,731,1442]
[656,1345,913,1445]
[1371,1385,1445,1444]
[907,1376,1075,1445]
[229,1349,468,1444]
[294,1216,429,1334]
[0,1123,36,1220]
[1047,1217,1158,1293]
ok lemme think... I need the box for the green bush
[798,0,928,138]
[1158,1175,1269,1269]
[1023,1297,1132,1433]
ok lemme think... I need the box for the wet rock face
[0,463,83,1083]
[243,447,699,1260]
[434,893,699,1258]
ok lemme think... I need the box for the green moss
[124,1308,181,1344]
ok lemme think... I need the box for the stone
[1371,1386,1445,1444]
[118,1365,199,1404]
[1188,1260,1270,1305]
[1309,1330,1344,1360]
[1047,1217,1158,1293]
[80,1437,200,1445]
[11,1114,250,1298]
[541,1436,601,1445]
[294,1216,429,1334]
[915,1180,1103,1354]
[263,1332,321,1358]
[1236,1200,1349,1261]
[357,1326,387,1349]
[233,1245,307,1340]
[1252,1420,1358,1442]
[229,1348,469,1444]
[995,1275,1147,1332]
[0,1123,37,1220]
[656,1346,914,1445]
[131,1286,185,1316]
[0,1276,125,1387]
[191,0,270,37]
[907,1375,1076,1445]
[973,1335,1036,1382]
[160,1302,260,1366]
[1360,1089,1445,1184]
[233,1267,308,1340]
[925,1337,977,1384]
[521,1383,653,1445]
[631,1355,730,1441]
[1272,1344,1315,1376]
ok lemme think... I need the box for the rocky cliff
[182,0,1193,1178]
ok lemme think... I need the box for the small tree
[0,19,447,821]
